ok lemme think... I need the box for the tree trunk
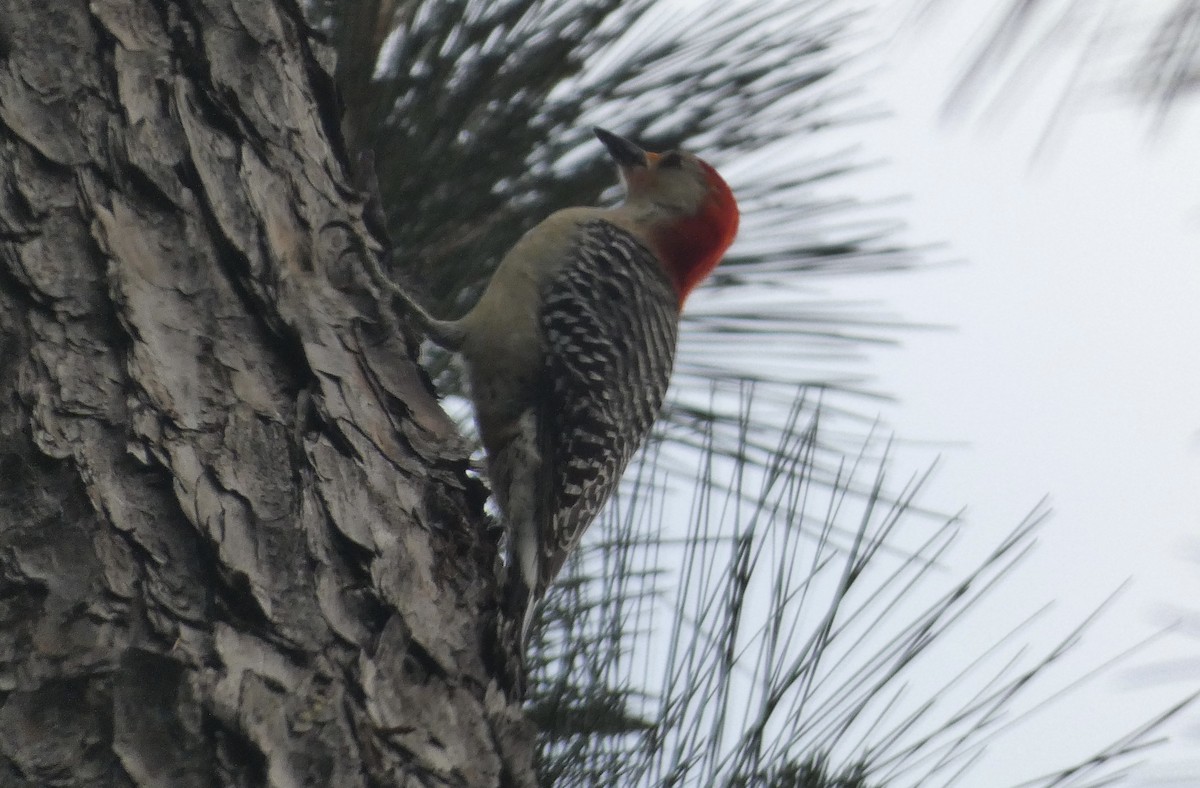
[0,1,533,785]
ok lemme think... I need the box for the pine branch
[525,391,1185,787]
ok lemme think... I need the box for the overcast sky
[833,2,1200,783]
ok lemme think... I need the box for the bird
[378,127,738,646]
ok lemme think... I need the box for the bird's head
[595,127,739,305]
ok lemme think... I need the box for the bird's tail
[503,566,537,650]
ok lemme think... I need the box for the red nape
[652,162,739,305]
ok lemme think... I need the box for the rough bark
[0,1,533,785]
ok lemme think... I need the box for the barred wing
[535,220,679,593]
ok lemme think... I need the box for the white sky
[832,2,1200,783]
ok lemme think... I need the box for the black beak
[594,127,647,168]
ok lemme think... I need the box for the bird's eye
[659,151,683,169]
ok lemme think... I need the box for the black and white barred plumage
[398,130,737,657]
[531,220,678,593]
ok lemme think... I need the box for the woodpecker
[383,128,738,643]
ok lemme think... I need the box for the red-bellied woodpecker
[384,128,738,643]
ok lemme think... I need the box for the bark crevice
[0,1,534,784]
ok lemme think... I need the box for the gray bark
[0,1,533,785]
